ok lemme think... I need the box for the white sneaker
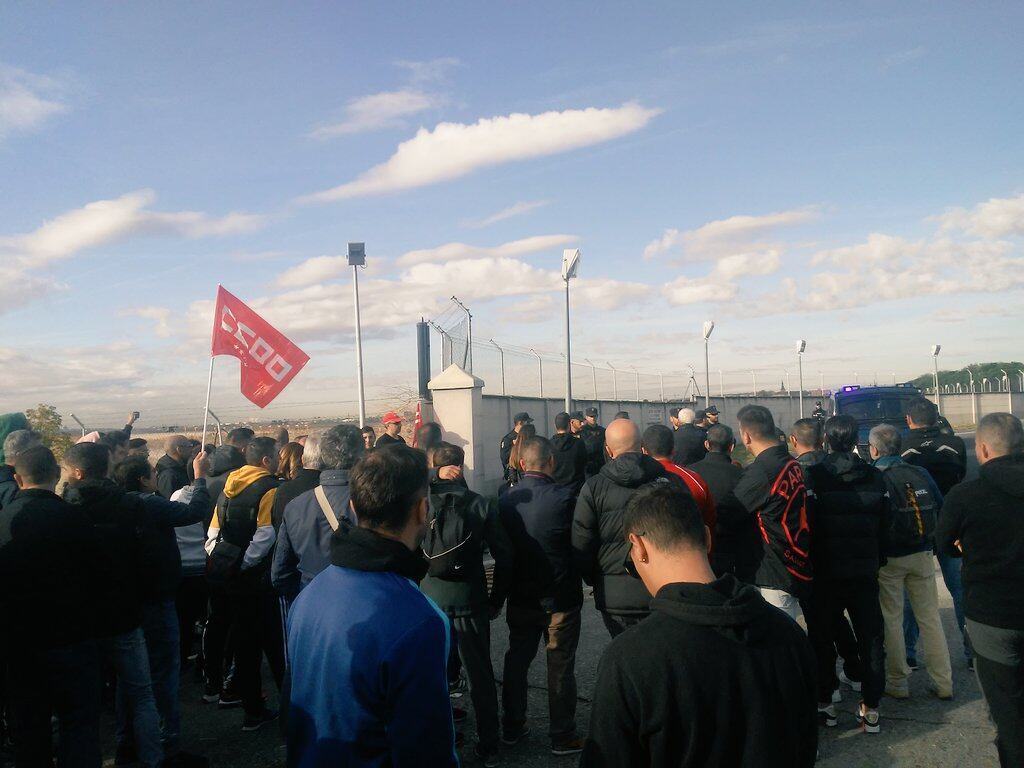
[818,704,838,727]
[858,703,880,734]
[831,687,842,704]
[839,671,862,692]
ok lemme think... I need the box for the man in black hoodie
[63,442,210,768]
[581,482,817,767]
[804,415,888,733]
[1,446,101,768]
[937,413,1024,767]
[204,428,254,528]
[572,418,678,638]
[549,412,587,496]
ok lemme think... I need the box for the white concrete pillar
[428,364,487,490]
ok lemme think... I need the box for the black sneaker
[551,738,585,756]
[857,703,880,734]
[241,709,278,732]
[218,692,242,709]
[501,725,530,746]
[474,745,499,767]
[452,706,469,725]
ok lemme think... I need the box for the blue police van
[832,383,922,456]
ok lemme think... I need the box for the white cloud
[936,193,1024,239]
[277,255,350,289]
[462,200,550,229]
[121,306,174,338]
[644,206,818,261]
[661,250,781,306]
[394,57,460,84]
[299,103,661,202]
[310,89,443,139]
[397,234,578,267]
[0,190,266,269]
[0,64,67,140]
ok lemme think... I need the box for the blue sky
[2,2,1023,426]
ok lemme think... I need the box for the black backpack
[422,491,478,580]
[881,463,938,550]
[206,475,278,593]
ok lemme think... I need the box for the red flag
[211,286,309,408]
[412,401,423,447]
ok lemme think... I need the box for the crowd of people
[0,396,1022,767]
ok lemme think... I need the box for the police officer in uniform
[580,407,607,478]
[500,412,533,484]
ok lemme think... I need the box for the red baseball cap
[382,411,402,425]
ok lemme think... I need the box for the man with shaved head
[937,413,1024,766]
[156,435,193,500]
[572,418,681,638]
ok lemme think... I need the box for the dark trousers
[967,619,1024,768]
[260,593,287,692]
[204,593,264,715]
[808,577,885,708]
[451,611,500,752]
[834,613,862,683]
[599,611,644,639]
[176,575,208,664]
[6,640,102,768]
[502,604,581,743]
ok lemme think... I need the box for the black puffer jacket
[572,453,678,616]
[805,452,887,580]
[550,433,587,495]
[902,426,967,496]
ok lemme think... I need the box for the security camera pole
[796,339,807,418]
[703,321,715,409]
[931,344,942,415]
[562,249,581,413]
[349,243,367,428]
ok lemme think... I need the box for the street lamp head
[931,344,941,357]
[702,320,715,340]
[561,248,581,280]
[796,339,807,354]
[347,242,366,266]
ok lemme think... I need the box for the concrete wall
[927,392,1023,428]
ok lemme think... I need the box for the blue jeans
[105,627,164,768]
[142,600,182,753]
[904,551,973,661]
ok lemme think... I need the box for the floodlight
[562,249,581,280]
[703,320,715,340]
[347,242,366,266]
[931,344,941,356]
[796,339,806,353]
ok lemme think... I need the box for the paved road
[130,560,998,768]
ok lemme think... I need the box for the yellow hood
[224,465,274,498]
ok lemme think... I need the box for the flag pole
[201,356,215,446]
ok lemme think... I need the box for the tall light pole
[348,242,367,427]
[562,249,580,413]
[719,370,724,398]
[629,366,641,401]
[751,370,757,398]
[489,339,505,396]
[659,372,665,403]
[892,372,897,386]
[819,371,825,395]
[796,339,806,418]
[585,359,598,400]
[607,362,619,400]
[451,296,473,373]
[530,348,544,398]
[931,345,942,414]
[702,321,715,409]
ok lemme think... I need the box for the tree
[25,403,74,460]
[910,362,1024,392]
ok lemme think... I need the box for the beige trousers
[878,551,953,696]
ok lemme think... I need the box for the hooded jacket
[272,469,353,603]
[205,465,279,573]
[805,452,887,581]
[902,425,967,496]
[155,453,189,500]
[0,489,98,649]
[672,423,708,467]
[550,432,588,494]
[420,478,515,617]
[936,453,1024,629]
[581,575,817,768]
[64,477,209,635]
[495,471,582,613]
[572,453,678,616]
[286,524,458,768]
[204,445,247,528]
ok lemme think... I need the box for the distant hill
[910,362,1024,391]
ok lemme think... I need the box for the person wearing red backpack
[733,406,813,622]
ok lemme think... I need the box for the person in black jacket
[936,413,1024,767]
[581,482,817,768]
[549,412,587,496]
[901,395,972,667]
[579,408,606,478]
[791,418,826,470]
[270,434,323,530]
[672,408,707,467]
[63,442,210,768]
[203,428,253,529]
[1,446,102,768]
[500,412,533,484]
[494,437,584,757]
[733,406,812,622]
[572,419,678,638]
[689,424,759,580]
[804,415,888,732]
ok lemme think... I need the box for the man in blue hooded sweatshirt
[286,445,458,768]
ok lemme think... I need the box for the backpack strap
[314,485,340,532]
